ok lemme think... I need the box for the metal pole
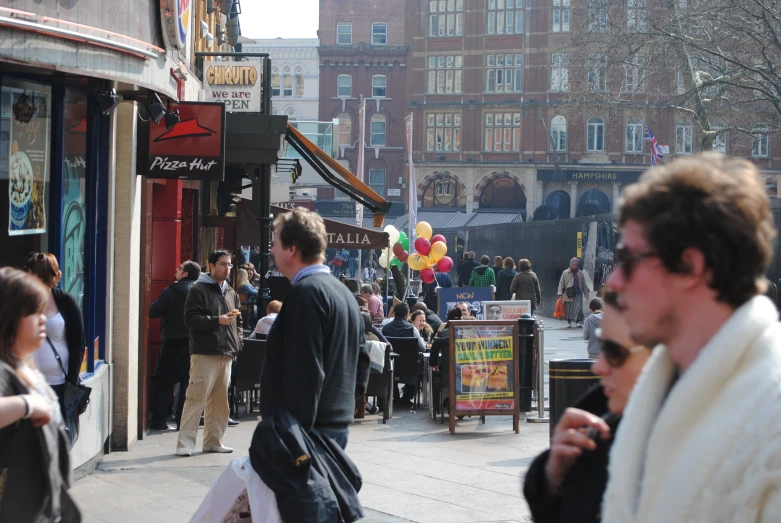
[527,319,549,423]
[256,56,273,311]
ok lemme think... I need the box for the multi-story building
[318,0,408,214]
[242,38,320,120]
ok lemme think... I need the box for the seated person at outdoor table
[410,310,434,345]
[429,307,462,369]
[250,300,282,338]
[381,303,426,353]
[412,302,443,333]
[360,284,385,319]
[523,291,651,523]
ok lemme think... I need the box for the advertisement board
[482,300,532,321]
[203,58,263,113]
[144,102,226,181]
[449,321,520,434]
[437,286,494,320]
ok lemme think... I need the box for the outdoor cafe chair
[385,337,423,410]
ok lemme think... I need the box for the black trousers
[151,338,191,425]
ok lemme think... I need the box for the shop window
[422,175,467,208]
[479,177,526,209]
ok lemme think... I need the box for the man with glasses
[600,154,781,522]
[176,250,243,456]
[148,260,200,431]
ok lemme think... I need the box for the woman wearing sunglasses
[523,291,651,523]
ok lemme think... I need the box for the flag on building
[644,124,665,165]
[405,114,417,236]
[356,98,366,227]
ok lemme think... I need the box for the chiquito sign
[143,102,226,181]
[204,59,262,112]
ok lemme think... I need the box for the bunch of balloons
[407,221,454,284]
[378,224,409,270]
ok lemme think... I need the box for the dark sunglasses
[597,334,645,368]
[615,243,658,279]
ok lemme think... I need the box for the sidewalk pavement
[71,320,587,523]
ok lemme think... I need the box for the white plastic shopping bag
[190,457,282,523]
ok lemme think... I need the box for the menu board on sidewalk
[449,321,520,435]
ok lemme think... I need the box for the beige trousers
[176,354,233,452]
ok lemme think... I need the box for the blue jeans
[319,427,349,450]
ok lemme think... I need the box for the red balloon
[392,242,404,256]
[397,250,409,262]
[437,256,454,273]
[431,234,446,245]
[420,267,436,284]
[414,237,432,256]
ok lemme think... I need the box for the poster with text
[452,323,516,411]
[483,300,532,321]
[437,286,494,320]
[8,89,50,236]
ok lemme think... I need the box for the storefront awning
[236,201,390,249]
[285,124,390,227]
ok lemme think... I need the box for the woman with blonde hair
[0,267,81,521]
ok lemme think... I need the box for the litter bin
[517,316,535,413]
[549,359,600,438]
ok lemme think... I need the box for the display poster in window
[203,58,262,113]
[437,286,494,320]
[482,300,532,321]
[8,89,50,236]
[449,321,520,434]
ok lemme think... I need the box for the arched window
[587,117,605,151]
[421,175,467,209]
[625,117,643,153]
[372,75,387,98]
[479,177,527,209]
[283,67,292,97]
[295,67,304,97]
[337,75,352,97]
[551,115,566,151]
[337,112,352,146]
[370,113,386,146]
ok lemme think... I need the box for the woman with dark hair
[25,253,86,421]
[511,258,542,314]
[0,267,81,522]
[495,257,518,300]
[410,309,434,344]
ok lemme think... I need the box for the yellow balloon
[415,221,433,240]
[430,241,447,262]
[408,253,427,271]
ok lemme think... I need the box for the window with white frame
[588,0,608,32]
[551,115,567,151]
[625,54,647,93]
[369,169,386,197]
[627,0,646,31]
[587,54,607,92]
[283,74,292,97]
[370,114,386,146]
[587,117,605,151]
[676,123,693,154]
[625,117,643,152]
[553,0,570,32]
[338,112,352,146]
[337,23,352,45]
[487,0,524,35]
[426,113,462,151]
[295,67,304,97]
[428,55,463,94]
[372,23,387,45]
[676,67,686,94]
[429,0,464,36]
[551,53,569,91]
[712,125,726,153]
[485,112,521,152]
[752,125,769,157]
[372,75,387,98]
[271,74,280,97]
[486,54,522,93]
[337,75,352,97]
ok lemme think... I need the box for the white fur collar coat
[602,296,781,523]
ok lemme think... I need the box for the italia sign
[161,0,190,51]
[204,59,262,112]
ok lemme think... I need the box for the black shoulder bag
[46,338,91,446]
[565,276,575,298]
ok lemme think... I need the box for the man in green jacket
[469,255,496,287]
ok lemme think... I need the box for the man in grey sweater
[583,297,604,358]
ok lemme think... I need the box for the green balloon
[399,231,409,251]
[390,258,402,269]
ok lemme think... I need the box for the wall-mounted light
[146,92,166,124]
[200,20,209,39]
[96,88,120,115]
[206,33,214,47]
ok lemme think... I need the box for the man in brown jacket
[176,250,243,456]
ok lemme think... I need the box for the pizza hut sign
[143,101,226,181]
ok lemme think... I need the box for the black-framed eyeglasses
[615,243,658,279]
[597,334,646,368]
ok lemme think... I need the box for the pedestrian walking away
[176,250,243,456]
[469,255,496,287]
[601,154,781,523]
[511,259,542,314]
[558,257,590,327]
[148,259,200,431]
